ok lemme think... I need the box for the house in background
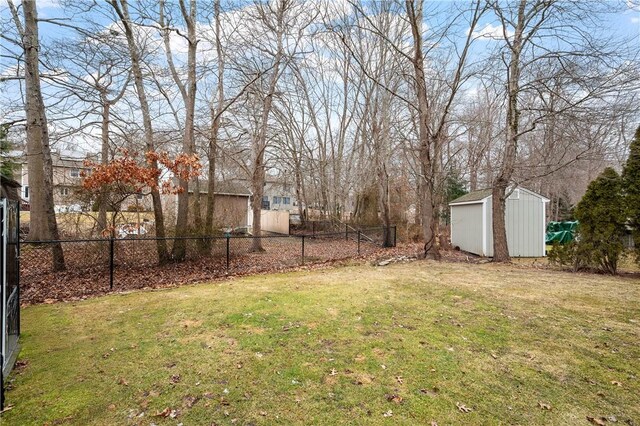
[259,178,298,212]
[17,150,154,213]
[449,187,549,258]
[18,150,98,211]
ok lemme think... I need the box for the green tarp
[545,221,578,245]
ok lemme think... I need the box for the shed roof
[449,188,492,205]
[449,186,550,206]
[185,179,251,196]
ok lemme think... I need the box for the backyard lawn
[3,260,639,425]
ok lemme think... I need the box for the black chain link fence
[20,226,396,304]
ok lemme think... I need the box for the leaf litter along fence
[20,226,396,304]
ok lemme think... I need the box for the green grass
[4,261,640,425]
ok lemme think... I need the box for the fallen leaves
[0,405,14,414]
[14,359,29,371]
[610,380,622,387]
[538,402,551,410]
[382,410,393,417]
[456,402,472,413]
[21,238,420,305]
[154,407,171,418]
[182,395,199,408]
[117,378,129,386]
[586,416,607,425]
[386,394,403,404]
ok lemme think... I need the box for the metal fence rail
[20,226,396,304]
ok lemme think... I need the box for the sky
[1,0,639,157]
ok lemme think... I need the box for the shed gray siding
[507,190,545,256]
[451,187,547,258]
[483,190,546,257]
[450,203,484,256]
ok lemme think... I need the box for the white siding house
[449,187,549,257]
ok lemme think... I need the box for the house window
[136,193,144,200]
[60,187,70,196]
[273,196,281,204]
[70,168,80,178]
[262,196,269,202]
[283,197,290,204]
[24,186,29,198]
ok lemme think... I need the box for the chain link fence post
[301,235,305,265]
[357,230,361,255]
[393,225,397,247]
[226,236,230,270]
[109,237,115,290]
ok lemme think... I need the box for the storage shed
[449,187,549,257]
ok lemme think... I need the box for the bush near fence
[20,226,396,304]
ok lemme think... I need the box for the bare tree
[158,0,198,260]
[487,0,638,262]
[405,0,484,258]
[108,0,169,263]
[8,0,65,270]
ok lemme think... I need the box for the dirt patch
[179,319,202,328]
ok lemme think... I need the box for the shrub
[574,167,626,274]
[547,241,580,270]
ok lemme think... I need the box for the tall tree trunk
[164,0,198,261]
[250,152,266,250]
[407,0,440,260]
[249,1,286,251]
[97,100,109,233]
[16,0,65,270]
[110,0,169,263]
[376,161,393,247]
[492,0,525,263]
[205,0,224,238]
[205,113,219,236]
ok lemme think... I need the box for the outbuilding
[449,187,549,257]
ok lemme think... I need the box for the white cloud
[631,16,640,24]
[470,23,513,40]
[37,0,61,8]
[0,0,60,10]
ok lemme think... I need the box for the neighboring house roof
[449,187,549,206]
[17,150,98,168]
[449,188,493,205]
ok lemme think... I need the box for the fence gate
[1,198,20,409]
